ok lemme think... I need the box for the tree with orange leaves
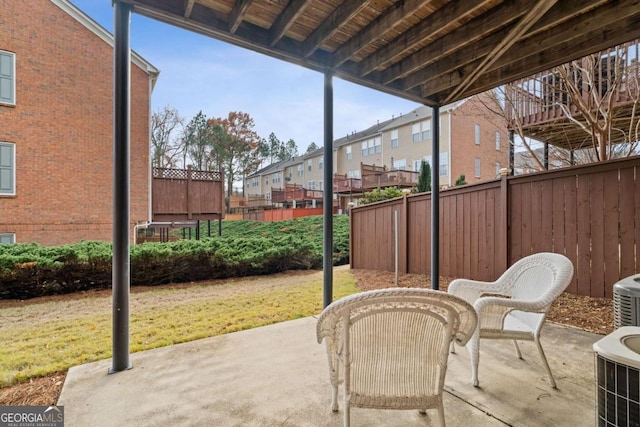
[208,111,262,212]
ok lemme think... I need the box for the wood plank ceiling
[118,0,640,106]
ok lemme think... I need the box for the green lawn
[0,268,358,387]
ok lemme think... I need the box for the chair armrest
[448,278,510,304]
[474,296,548,314]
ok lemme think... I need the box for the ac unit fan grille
[613,286,640,329]
[596,354,640,426]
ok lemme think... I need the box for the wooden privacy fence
[350,156,640,298]
[152,166,225,222]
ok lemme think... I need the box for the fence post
[498,174,509,273]
[401,193,409,273]
[187,165,192,220]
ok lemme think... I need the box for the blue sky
[69,0,421,153]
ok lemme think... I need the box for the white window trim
[0,142,16,196]
[0,50,16,106]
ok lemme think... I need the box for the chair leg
[513,340,522,359]
[450,341,456,354]
[535,336,557,388]
[468,333,480,387]
[344,400,350,427]
[330,383,338,412]
[437,404,446,427]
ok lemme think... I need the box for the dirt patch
[0,267,614,406]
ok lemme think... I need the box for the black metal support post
[207,220,211,237]
[322,72,334,308]
[544,142,549,170]
[218,217,222,236]
[196,220,200,240]
[570,149,574,166]
[508,129,515,176]
[110,0,132,374]
[431,105,440,290]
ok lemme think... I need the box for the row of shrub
[0,215,350,300]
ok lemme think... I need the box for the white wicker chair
[316,288,477,427]
[447,252,574,388]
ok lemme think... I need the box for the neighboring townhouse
[0,0,159,245]
[448,93,510,183]
[245,93,508,212]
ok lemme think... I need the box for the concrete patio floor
[58,316,600,426]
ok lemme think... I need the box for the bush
[0,215,349,299]
[360,186,404,205]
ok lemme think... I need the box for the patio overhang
[116,0,640,107]
[110,0,640,372]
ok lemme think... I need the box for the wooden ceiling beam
[331,0,431,68]
[301,0,368,58]
[443,0,558,103]
[184,0,195,18]
[358,0,494,77]
[399,0,606,90]
[422,0,640,98]
[425,10,640,103]
[462,14,640,100]
[269,0,310,47]
[380,0,533,86]
[229,0,255,34]
[401,27,509,90]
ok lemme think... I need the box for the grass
[0,268,359,387]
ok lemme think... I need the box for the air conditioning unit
[613,274,640,329]
[594,327,640,426]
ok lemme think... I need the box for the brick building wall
[0,0,156,245]
[450,94,509,184]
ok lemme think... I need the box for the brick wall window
[475,124,481,145]
[475,157,481,177]
[495,131,501,150]
[0,51,15,105]
[0,233,15,244]
[0,142,15,195]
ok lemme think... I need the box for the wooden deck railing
[361,170,419,189]
[505,39,640,146]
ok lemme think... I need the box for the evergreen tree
[416,160,431,193]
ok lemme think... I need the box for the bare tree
[554,46,639,161]
[481,41,640,173]
[151,106,184,168]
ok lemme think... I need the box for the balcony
[361,170,419,190]
[505,39,640,150]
